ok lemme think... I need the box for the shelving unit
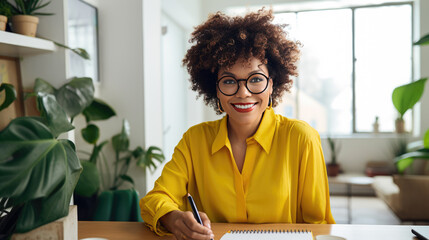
[0,31,56,57]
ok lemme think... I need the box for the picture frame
[0,56,24,130]
[67,0,100,83]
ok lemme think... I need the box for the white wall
[72,0,147,195]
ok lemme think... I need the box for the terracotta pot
[0,15,7,31]
[327,163,340,177]
[395,118,405,133]
[11,15,39,37]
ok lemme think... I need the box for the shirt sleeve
[139,133,192,235]
[297,132,336,224]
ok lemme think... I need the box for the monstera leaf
[37,93,74,138]
[0,83,17,112]
[34,77,95,120]
[0,117,82,233]
[82,98,116,123]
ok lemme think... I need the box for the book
[220,229,313,240]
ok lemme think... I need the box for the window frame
[274,1,414,135]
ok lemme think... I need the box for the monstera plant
[0,77,101,238]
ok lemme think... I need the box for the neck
[227,113,264,142]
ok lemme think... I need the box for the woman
[140,9,335,240]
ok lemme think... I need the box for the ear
[268,78,274,95]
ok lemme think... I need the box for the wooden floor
[330,195,401,225]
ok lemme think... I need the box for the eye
[220,78,237,85]
[248,76,264,83]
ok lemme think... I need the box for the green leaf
[111,119,130,153]
[55,77,94,119]
[392,78,428,118]
[74,160,100,197]
[82,98,116,123]
[53,42,90,60]
[88,140,108,164]
[72,48,90,60]
[81,124,100,144]
[0,83,17,111]
[37,93,74,138]
[424,129,429,149]
[119,174,134,186]
[395,151,429,173]
[0,118,82,233]
[414,33,429,46]
[137,146,165,171]
[15,139,81,233]
[33,78,55,95]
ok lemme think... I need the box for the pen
[412,229,428,240]
[187,193,213,240]
[187,193,203,224]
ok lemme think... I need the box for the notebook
[220,229,313,240]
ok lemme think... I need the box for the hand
[159,210,214,240]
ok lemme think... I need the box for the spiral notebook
[220,229,313,240]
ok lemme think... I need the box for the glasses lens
[218,77,238,95]
[247,74,268,94]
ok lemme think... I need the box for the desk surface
[78,221,429,240]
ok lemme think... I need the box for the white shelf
[0,31,56,57]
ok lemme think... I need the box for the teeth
[233,103,255,109]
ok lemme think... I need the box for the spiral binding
[229,229,311,234]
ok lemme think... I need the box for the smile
[231,103,257,112]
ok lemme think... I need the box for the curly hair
[183,8,300,114]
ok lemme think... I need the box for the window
[274,4,412,135]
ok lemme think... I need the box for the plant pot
[0,15,7,31]
[11,15,39,37]
[327,163,340,177]
[11,205,77,240]
[395,118,405,133]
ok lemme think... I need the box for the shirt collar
[211,108,276,155]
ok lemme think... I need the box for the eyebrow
[219,67,267,78]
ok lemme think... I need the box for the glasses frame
[216,73,270,96]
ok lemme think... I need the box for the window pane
[274,13,298,119]
[296,9,353,134]
[355,5,412,132]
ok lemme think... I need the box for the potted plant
[392,32,429,133]
[0,1,14,31]
[75,119,165,221]
[395,128,429,174]
[326,137,341,177]
[392,78,427,133]
[9,0,54,37]
[0,77,96,238]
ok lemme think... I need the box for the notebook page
[220,230,313,240]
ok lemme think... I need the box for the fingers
[162,211,213,240]
[200,211,212,229]
[182,211,213,239]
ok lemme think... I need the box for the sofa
[372,175,429,222]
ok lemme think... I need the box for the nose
[236,81,252,98]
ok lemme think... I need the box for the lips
[231,103,257,112]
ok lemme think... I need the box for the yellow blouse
[140,108,335,235]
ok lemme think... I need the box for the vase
[395,118,405,133]
[11,205,77,240]
[11,15,39,37]
[0,15,7,31]
[327,163,340,177]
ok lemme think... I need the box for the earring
[267,95,272,109]
[217,99,224,113]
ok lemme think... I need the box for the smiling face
[217,57,273,128]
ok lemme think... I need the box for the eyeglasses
[217,73,270,96]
